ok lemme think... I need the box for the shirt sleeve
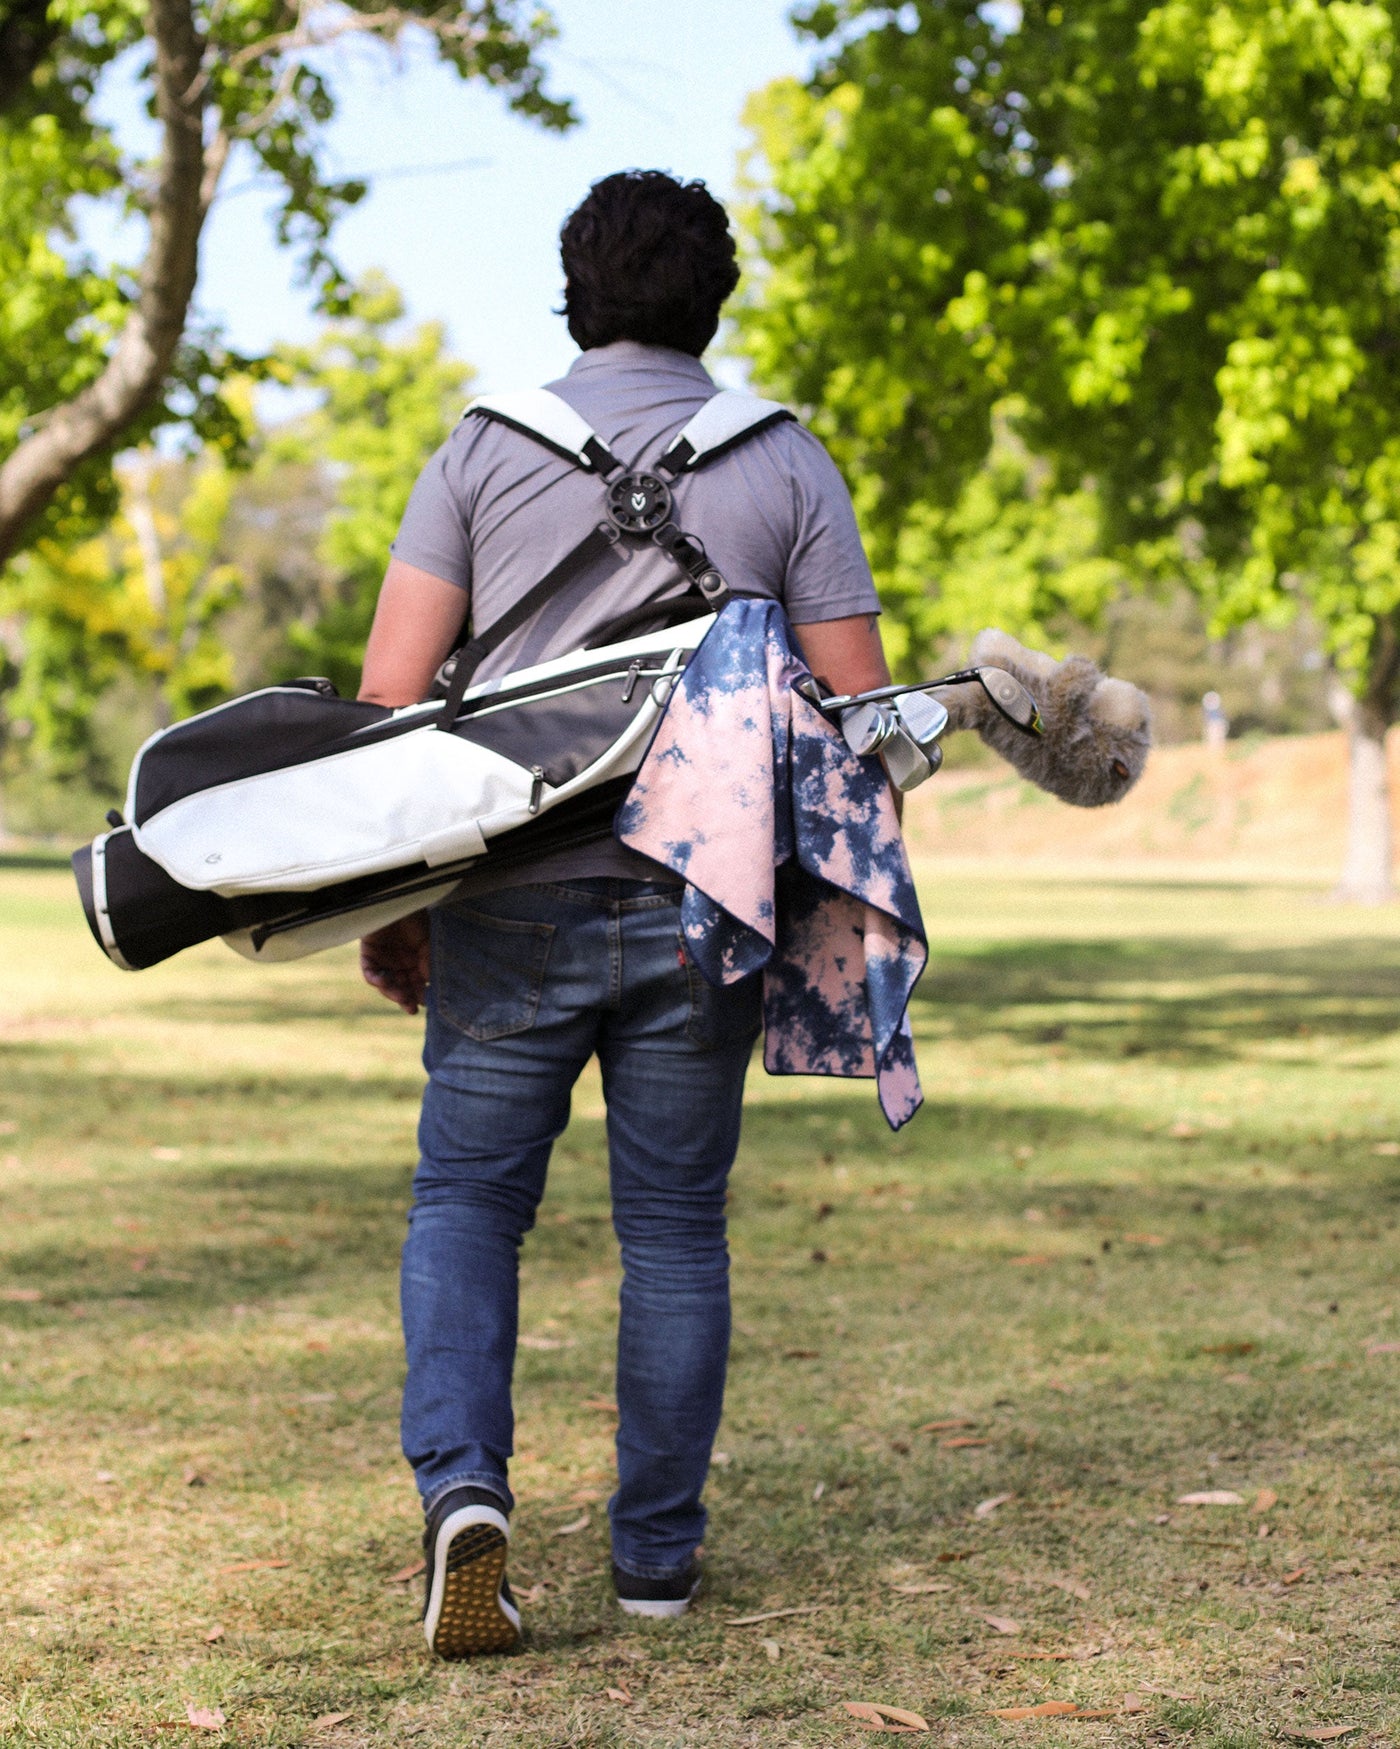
[779,425,882,626]
[389,438,473,590]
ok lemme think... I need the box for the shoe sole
[616,1574,701,1619]
[424,1505,520,1658]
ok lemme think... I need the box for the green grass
[3,865,1400,1746]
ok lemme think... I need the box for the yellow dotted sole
[430,1522,519,1659]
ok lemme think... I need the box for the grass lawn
[2,857,1400,1746]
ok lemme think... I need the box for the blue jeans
[400,879,761,1578]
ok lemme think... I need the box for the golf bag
[74,387,797,970]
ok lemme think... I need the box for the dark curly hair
[559,170,740,357]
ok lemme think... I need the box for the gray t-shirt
[390,339,880,887]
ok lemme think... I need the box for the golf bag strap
[463,389,622,477]
[656,391,796,478]
[436,522,619,729]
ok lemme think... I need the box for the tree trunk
[0,0,210,566]
[1329,677,1395,904]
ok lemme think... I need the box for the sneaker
[422,1486,520,1658]
[612,1558,702,1619]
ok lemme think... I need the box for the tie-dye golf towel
[615,598,927,1129]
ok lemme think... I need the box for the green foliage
[0,278,471,783]
[269,274,473,694]
[0,0,568,553]
[884,417,1125,669]
[738,1,1400,706]
[0,446,246,785]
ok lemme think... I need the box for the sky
[131,2,822,395]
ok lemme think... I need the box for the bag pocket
[681,935,764,1050]
[433,905,555,1041]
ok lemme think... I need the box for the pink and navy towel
[615,598,927,1129]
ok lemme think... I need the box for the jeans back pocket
[681,936,764,1051]
[432,905,555,1041]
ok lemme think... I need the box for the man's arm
[791,612,892,699]
[356,560,468,1012]
[359,559,468,709]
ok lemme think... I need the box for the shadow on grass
[3,1085,1398,1320]
[913,934,1400,1062]
[0,848,73,872]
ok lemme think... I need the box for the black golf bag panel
[74,387,798,971]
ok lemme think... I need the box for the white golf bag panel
[129,615,708,895]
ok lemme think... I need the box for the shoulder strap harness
[435,388,796,729]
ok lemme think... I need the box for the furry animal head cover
[937,629,1151,808]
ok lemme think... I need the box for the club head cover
[937,629,1151,808]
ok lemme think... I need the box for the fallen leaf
[1285,1729,1361,1743]
[0,1287,42,1302]
[1044,1577,1090,1601]
[937,1550,978,1562]
[1372,1141,1400,1156]
[580,1397,618,1413]
[761,1637,781,1662]
[891,1580,953,1595]
[1282,1567,1308,1585]
[388,1559,426,1584]
[552,1513,590,1536]
[842,1700,930,1732]
[710,1450,732,1467]
[518,1334,569,1350]
[310,1714,352,1732]
[1252,1488,1279,1514]
[184,1467,206,1488]
[1364,1340,1400,1356]
[974,1493,1014,1518]
[1176,1490,1245,1506]
[918,1418,977,1433]
[216,1559,290,1574]
[990,1701,1081,1719]
[1202,1342,1255,1356]
[1167,1122,1198,1140]
[203,1626,224,1644]
[1124,1232,1166,1245]
[1121,1695,1146,1714]
[784,1348,820,1359]
[812,1480,826,1502]
[726,1604,825,1626]
[185,1704,226,1729]
[1010,1254,1054,1267]
[95,1470,118,1484]
[152,1146,183,1162]
[942,1437,990,1449]
[984,1614,1021,1635]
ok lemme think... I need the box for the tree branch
[0,0,209,566]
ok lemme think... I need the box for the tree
[0,442,246,787]
[738,1,1400,898]
[1,278,470,790]
[0,0,571,567]
[267,274,473,695]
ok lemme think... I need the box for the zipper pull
[621,659,643,703]
[528,766,545,814]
